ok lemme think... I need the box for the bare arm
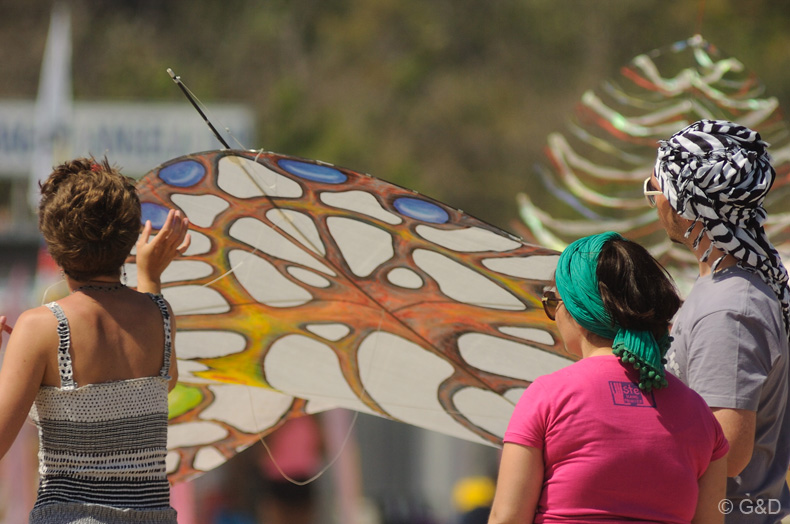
[135,209,191,294]
[0,309,52,460]
[134,210,188,390]
[692,456,727,524]
[711,408,755,477]
[488,443,543,524]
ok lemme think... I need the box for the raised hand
[135,209,191,294]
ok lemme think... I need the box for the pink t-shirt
[504,355,728,523]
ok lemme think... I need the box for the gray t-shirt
[666,266,790,523]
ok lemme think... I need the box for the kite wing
[516,35,790,288]
[128,149,567,484]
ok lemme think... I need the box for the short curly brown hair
[38,157,141,282]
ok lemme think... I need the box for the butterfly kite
[128,149,566,484]
[516,35,790,288]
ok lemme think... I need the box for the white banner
[0,101,256,178]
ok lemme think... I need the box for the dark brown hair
[38,157,141,281]
[597,237,681,337]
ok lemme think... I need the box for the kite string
[695,0,706,36]
[166,69,498,473]
[247,386,360,486]
[40,278,67,306]
[244,303,385,487]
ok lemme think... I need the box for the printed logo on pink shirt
[609,381,656,408]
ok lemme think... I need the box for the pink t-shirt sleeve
[503,379,550,449]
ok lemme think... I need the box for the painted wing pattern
[516,35,790,288]
[129,149,566,484]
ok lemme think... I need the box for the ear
[666,210,697,244]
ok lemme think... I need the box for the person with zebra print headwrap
[650,120,790,523]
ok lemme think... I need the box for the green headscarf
[555,231,669,391]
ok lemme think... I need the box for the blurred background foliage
[2,0,789,232]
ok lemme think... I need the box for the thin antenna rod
[167,68,231,149]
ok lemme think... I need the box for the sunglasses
[643,177,663,208]
[541,290,563,321]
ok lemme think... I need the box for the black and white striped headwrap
[654,119,790,336]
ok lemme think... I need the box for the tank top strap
[147,293,172,378]
[45,301,77,390]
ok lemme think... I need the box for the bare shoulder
[14,305,58,333]
[4,306,59,360]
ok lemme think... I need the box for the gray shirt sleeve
[684,306,780,411]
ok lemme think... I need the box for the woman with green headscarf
[488,232,728,524]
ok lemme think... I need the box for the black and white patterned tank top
[28,293,177,522]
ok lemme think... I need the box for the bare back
[41,288,169,388]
